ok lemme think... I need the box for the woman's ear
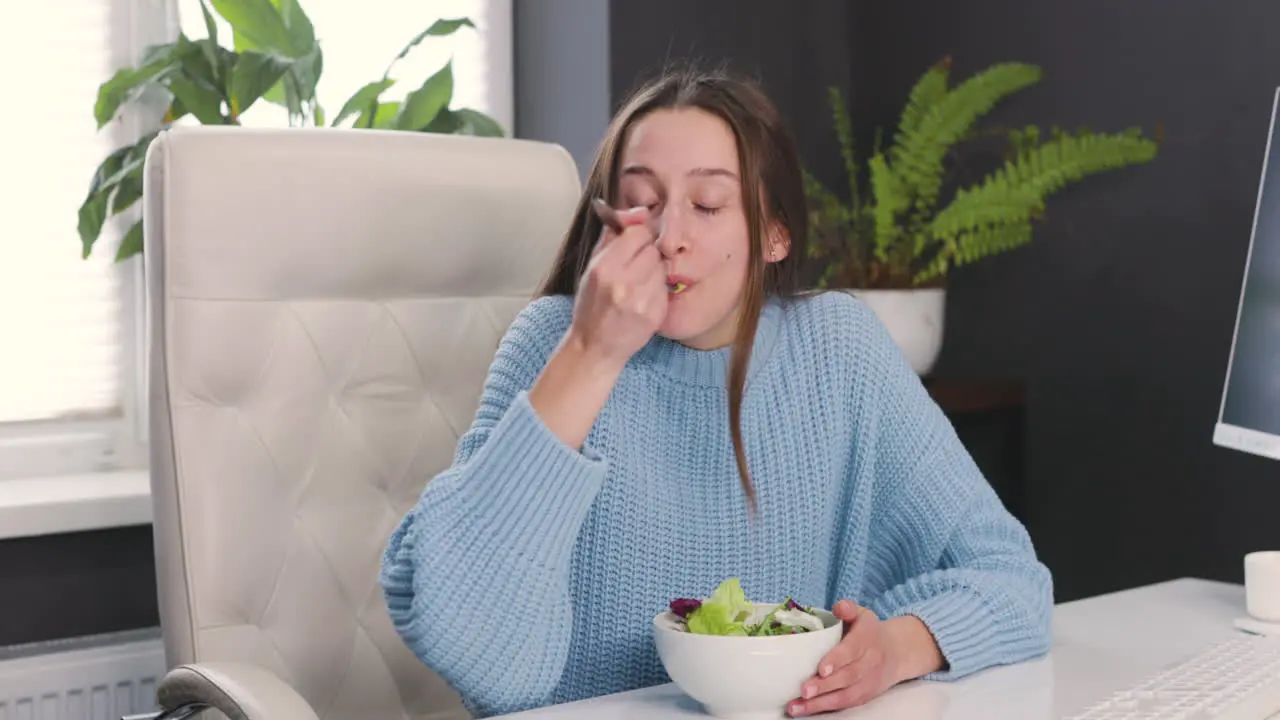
[766,221,791,263]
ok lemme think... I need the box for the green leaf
[396,60,453,130]
[109,164,144,214]
[140,41,176,66]
[893,57,951,151]
[78,192,110,259]
[256,45,320,123]
[421,16,475,37]
[78,132,155,258]
[332,79,395,127]
[295,44,322,101]
[115,218,145,262]
[163,95,187,124]
[171,34,225,90]
[686,603,747,636]
[168,74,225,124]
[868,153,908,262]
[94,46,176,128]
[272,0,316,57]
[383,18,474,78]
[370,101,400,128]
[916,218,1034,284]
[229,50,293,117]
[198,0,219,45]
[221,0,316,122]
[686,578,752,636]
[825,87,860,212]
[890,62,1042,214]
[83,144,132,203]
[930,182,1043,241]
[448,108,504,137]
[209,0,295,56]
[422,108,460,133]
[196,0,221,82]
[999,130,1158,200]
[281,72,304,121]
[424,107,504,136]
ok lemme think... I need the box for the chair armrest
[147,661,320,720]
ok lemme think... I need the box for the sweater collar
[631,298,784,386]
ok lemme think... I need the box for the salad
[668,577,825,636]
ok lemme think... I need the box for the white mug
[1245,551,1280,623]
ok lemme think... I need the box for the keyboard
[1065,635,1280,719]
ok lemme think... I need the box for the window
[0,0,167,479]
[0,0,512,482]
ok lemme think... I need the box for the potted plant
[79,0,503,263]
[804,57,1159,375]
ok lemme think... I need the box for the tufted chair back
[142,126,580,719]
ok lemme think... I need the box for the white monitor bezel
[1214,86,1280,462]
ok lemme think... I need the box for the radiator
[0,628,166,719]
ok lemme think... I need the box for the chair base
[121,703,207,720]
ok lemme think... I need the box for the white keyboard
[1066,635,1280,719]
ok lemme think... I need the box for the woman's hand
[567,206,668,368]
[528,206,666,450]
[786,600,945,717]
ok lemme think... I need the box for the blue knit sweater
[380,291,1053,718]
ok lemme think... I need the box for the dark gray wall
[608,0,856,195]
[512,0,611,180]
[851,0,1280,601]
[609,0,1280,601]
[0,527,157,646]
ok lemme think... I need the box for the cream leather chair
[137,126,580,720]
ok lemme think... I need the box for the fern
[930,181,1044,241]
[929,128,1157,245]
[916,219,1034,284]
[826,88,861,215]
[868,153,907,263]
[801,59,1159,289]
[890,62,1042,214]
[998,129,1158,200]
[956,219,1034,266]
[892,57,951,153]
[802,168,849,229]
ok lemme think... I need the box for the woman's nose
[654,207,688,258]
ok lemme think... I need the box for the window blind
[0,2,125,424]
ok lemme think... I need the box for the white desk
[498,578,1248,719]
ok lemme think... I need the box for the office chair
[135,126,580,720]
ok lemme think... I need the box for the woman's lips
[667,274,694,295]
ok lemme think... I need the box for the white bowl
[653,601,843,720]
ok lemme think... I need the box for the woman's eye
[694,203,722,215]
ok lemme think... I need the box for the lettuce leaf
[685,577,754,636]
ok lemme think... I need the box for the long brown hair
[537,64,813,511]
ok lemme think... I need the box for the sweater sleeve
[379,297,608,717]
[844,309,1054,681]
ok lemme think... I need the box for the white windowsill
[0,470,151,540]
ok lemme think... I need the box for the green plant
[804,57,1160,288]
[79,0,503,262]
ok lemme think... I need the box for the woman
[380,65,1053,718]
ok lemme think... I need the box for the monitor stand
[1234,616,1280,637]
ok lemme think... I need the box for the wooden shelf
[924,378,1026,414]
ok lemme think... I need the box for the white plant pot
[847,288,946,376]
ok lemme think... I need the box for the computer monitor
[1215,86,1280,461]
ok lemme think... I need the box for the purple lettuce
[670,598,702,618]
